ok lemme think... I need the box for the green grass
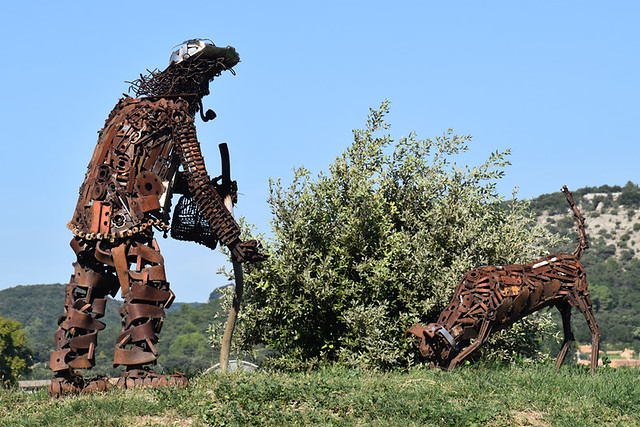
[1,364,639,426]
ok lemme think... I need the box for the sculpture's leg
[447,320,492,370]
[113,236,187,389]
[554,301,574,369]
[569,282,601,372]
[49,238,118,398]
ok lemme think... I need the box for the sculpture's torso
[68,96,189,241]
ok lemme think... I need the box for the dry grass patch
[132,414,194,426]
[510,409,550,427]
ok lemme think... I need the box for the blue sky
[0,1,638,302]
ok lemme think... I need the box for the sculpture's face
[419,323,453,368]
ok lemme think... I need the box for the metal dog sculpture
[406,186,601,371]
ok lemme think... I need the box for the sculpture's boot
[49,370,110,398]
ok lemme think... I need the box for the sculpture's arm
[170,102,266,263]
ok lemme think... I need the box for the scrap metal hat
[169,38,240,68]
[128,38,240,102]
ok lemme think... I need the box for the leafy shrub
[236,102,556,369]
[0,317,32,387]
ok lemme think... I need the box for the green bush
[234,102,556,370]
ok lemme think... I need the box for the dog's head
[406,322,457,368]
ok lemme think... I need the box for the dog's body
[406,186,601,371]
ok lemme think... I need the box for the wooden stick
[219,197,244,372]
[218,143,244,373]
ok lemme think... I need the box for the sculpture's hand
[230,239,269,264]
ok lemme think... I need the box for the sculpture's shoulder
[98,95,195,139]
[98,95,140,133]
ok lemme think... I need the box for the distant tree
[589,283,613,311]
[235,101,556,369]
[209,287,226,301]
[529,192,567,215]
[155,299,226,374]
[169,332,210,359]
[617,181,640,208]
[0,317,32,387]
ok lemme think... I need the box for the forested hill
[529,181,640,349]
[0,284,227,379]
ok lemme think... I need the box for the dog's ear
[405,323,426,338]
[423,323,437,339]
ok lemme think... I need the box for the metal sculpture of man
[49,39,266,397]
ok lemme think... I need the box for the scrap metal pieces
[66,92,265,263]
[48,372,110,398]
[67,96,180,243]
[50,260,116,373]
[49,236,177,398]
[113,238,173,368]
[407,186,601,371]
[116,368,188,390]
[171,115,242,248]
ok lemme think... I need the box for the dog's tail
[562,185,589,259]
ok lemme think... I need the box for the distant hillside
[0,284,227,379]
[0,284,122,372]
[532,181,640,258]
[529,181,640,350]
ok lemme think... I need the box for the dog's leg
[554,301,575,369]
[569,284,601,372]
[448,319,492,370]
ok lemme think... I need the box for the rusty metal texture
[50,41,266,398]
[115,368,188,389]
[406,186,601,371]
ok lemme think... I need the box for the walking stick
[217,143,244,373]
